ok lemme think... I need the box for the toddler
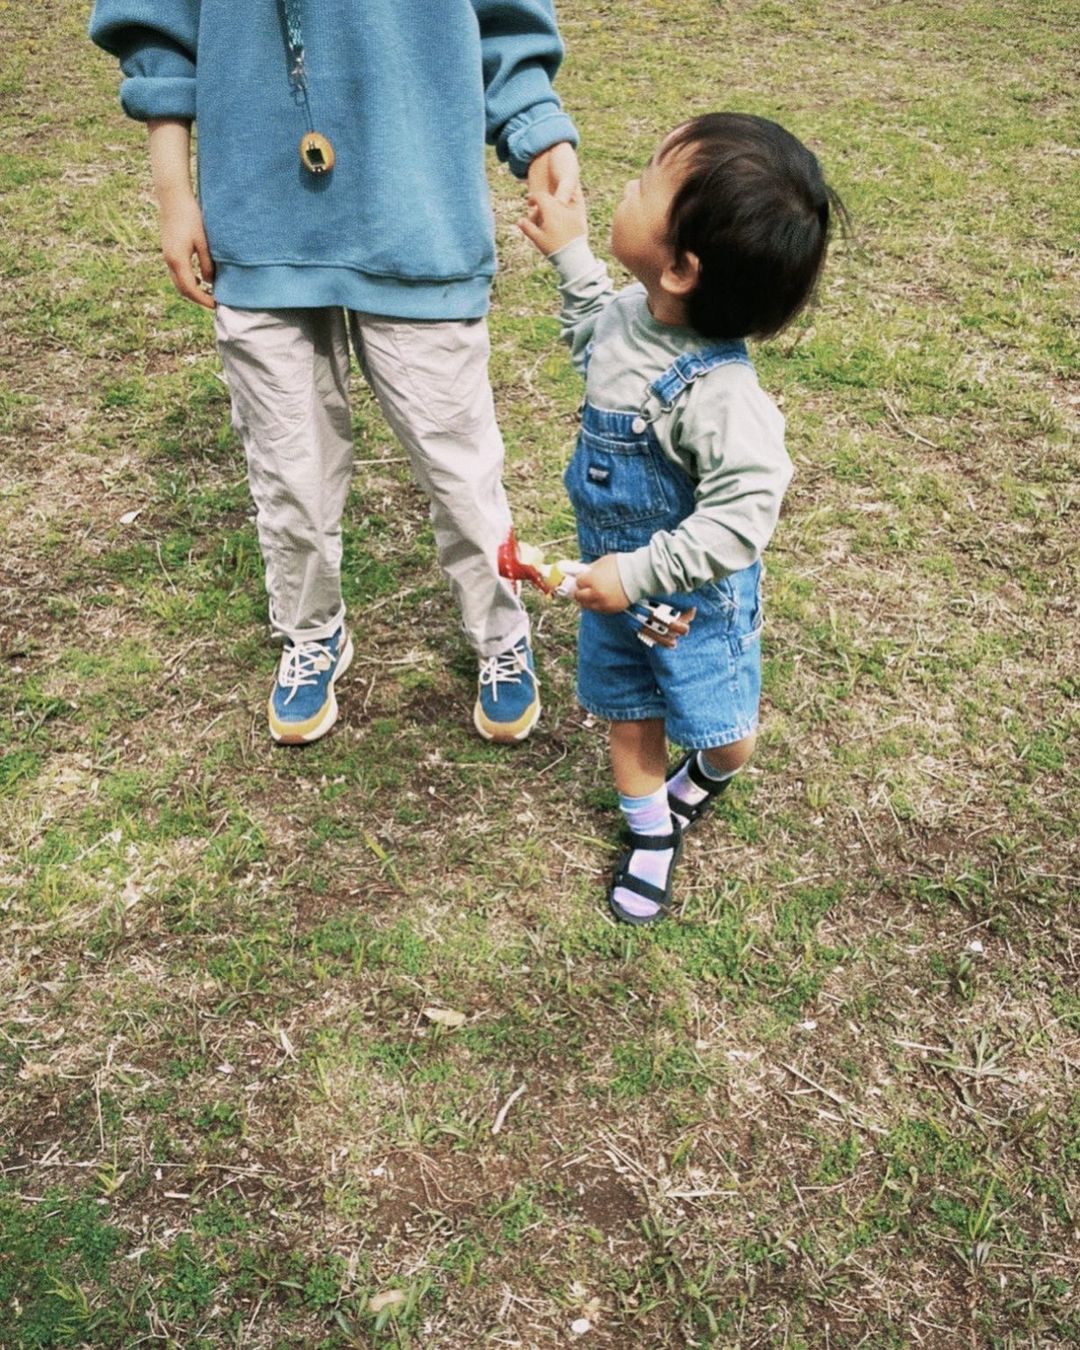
[520,113,843,922]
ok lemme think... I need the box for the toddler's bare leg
[610,718,668,797]
[701,731,757,777]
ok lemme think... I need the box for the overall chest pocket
[564,431,676,530]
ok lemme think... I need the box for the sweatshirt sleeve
[471,0,579,177]
[548,237,616,376]
[89,0,200,122]
[615,370,794,603]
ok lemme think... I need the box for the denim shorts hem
[578,698,668,723]
[669,717,759,752]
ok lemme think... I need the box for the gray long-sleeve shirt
[550,238,793,603]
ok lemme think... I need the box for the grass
[1,0,1078,1346]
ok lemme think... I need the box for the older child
[90,0,579,747]
[520,113,843,923]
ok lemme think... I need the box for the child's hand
[573,554,630,613]
[526,141,580,204]
[159,190,215,309]
[518,186,587,257]
[574,556,696,649]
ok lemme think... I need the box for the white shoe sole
[473,693,541,744]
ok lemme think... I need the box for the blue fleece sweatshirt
[89,0,578,317]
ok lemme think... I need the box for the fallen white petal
[369,1290,406,1314]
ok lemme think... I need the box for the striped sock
[613,785,675,920]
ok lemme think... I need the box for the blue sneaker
[268,626,354,744]
[473,635,540,743]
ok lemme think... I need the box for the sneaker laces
[478,648,526,705]
[277,638,334,706]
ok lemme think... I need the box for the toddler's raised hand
[518,186,587,257]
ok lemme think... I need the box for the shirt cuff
[119,75,197,122]
[548,236,595,283]
[614,549,658,606]
[500,104,579,179]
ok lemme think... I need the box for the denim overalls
[565,343,764,750]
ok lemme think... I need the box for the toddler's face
[610,133,686,289]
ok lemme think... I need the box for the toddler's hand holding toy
[574,554,696,650]
[499,534,693,649]
[573,554,630,613]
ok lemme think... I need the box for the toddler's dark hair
[662,113,844,340]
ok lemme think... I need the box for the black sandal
[666,752,732,830]
[607,820,683,926]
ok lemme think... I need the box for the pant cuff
[474,613,531,660]
[270,605,347,646]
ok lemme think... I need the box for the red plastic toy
[498,528,579,597]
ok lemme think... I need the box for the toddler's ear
[661,250,700,298]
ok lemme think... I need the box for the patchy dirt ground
[2,1,1077,1347]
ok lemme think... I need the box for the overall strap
[647,342,751,413]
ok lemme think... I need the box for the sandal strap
[668,798,695,830]
[625,825,679,851]
[609,822,684,924]
[668,752,732,829]
[685,751,725,796]
[612,867,670,907]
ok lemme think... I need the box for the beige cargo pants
[215,305,529,657]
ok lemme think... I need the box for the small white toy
[632,602,683,647]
